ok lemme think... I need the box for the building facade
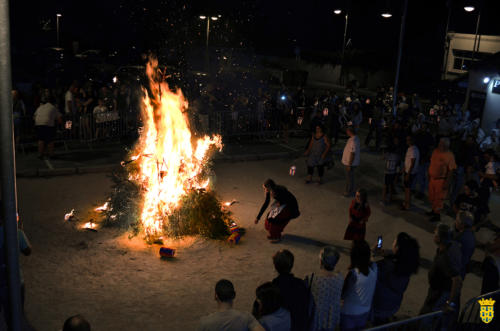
[443,32,500,81]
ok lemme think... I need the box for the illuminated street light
[381,12,392,18]
[483,77,490,84]
[211,16,218,21]
[199,15,206,19]
[464,6,475,12]
[56,13,62,47]
[334,9,342,15]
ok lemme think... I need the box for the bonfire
[99,57,233,242]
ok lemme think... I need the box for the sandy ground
[16,151,493,330]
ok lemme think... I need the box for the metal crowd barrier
[364,311,443,331]
[457,289,500,331]
[17,105,312,152]
[16,109,139,153]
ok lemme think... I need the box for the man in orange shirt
[427,138,456,222]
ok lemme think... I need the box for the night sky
[9,0,500,86]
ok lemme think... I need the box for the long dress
[307,135,327,168]
[343,200,371,241]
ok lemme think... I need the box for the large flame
[132,58,222,238]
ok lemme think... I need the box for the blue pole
[392,0,409,117]
[0,0,22,329]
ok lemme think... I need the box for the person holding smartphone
[371,233,420,325]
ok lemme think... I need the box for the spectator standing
[344,189,371,241]
[305,246,343,331]
[420,224,462,329]
[341,240,378,331]
[480,129,499,151]
[65,82,78,138]
[271,250,308,331]
[93,99,108,139]
[33,95,62,159]
[452,180,481,220]
[372,233,420,325]
[364,103,383,150]
[381,136,401,205]
[414,123,434,199]
[65,82,78,115]
[12,89,26,148]
[481,235,500,294]
[402,135,420,210]
[342,126,361,197]
[453,211,476,280]
[304,125,331,184]
[0,210,32,323]
[198,279,264,331]
[252,282,291,331]
[427,138,457,222]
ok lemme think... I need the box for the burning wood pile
[97,57,235,243]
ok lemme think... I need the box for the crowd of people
[245,171,499,330]
[12,80,141,158]
[6,79,500,330]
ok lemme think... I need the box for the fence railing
[457,289,500,330]
[364,311,443,331]
[18,106,313,152]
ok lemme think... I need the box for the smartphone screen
[377,236,383,249]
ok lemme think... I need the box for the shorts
[404,173,416,188]
[36,125,56,143]
[385,173,396,186]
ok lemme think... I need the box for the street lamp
[463,1,482,110]
[334,9,349,85]
[199,15,221,71]
[56,13,62,47]
[381,12,393,18]
[199,15,220,48]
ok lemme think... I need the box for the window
[451,49,490,71]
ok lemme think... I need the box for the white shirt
[342,136,360,166]
[33,103,60,127]
[64,90,73,114]
[341,263,378,315]
[404,145,420,174]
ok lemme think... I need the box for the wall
[470,68,500,132]
[445,33,500,80]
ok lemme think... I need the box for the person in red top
[427,138,457,222]
[344,189,371,241]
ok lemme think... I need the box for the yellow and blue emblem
[478,298,495,324]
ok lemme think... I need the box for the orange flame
[133,58,222,238]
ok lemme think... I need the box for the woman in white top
[340,240,378,331]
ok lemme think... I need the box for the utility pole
[0,0,22,330]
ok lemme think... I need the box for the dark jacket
[272,273,308,331]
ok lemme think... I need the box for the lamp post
[0,0,22,330]
[56,13,62,47]
[386,0,409,118]
[463,2,482,111]
[334,9,349,85]
[199,15,220,72]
